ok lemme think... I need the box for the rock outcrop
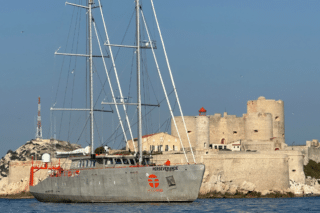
[199,173,259,195]
[0,139,81,195]
[199,172,320,197]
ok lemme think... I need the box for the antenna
[36,96,43,140]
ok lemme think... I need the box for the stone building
[126,132,180,152]
[171,96,285,151]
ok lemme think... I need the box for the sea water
[1,197,320,212]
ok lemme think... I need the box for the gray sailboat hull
[30,164,205,203]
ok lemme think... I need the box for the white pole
[88,0,94,156]
[136,0,143,164]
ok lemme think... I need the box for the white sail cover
[56,146,90,156]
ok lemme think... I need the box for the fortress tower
[196,107,209,149]
[247,96,285,148]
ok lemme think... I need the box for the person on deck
[164,159,170,166]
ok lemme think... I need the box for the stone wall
[241,140,274,151]
[171,116,197,148]
[209,113,245,145]
[9,158,71,185]
[286,140,320,165]
[244,113,273,141]
[126,132,181,152]
[285,146,309,165]
[152,151,290,192]
[262,150,305,184]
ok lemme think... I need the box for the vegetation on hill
[304,160,320,179]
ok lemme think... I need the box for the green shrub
[304,160,320,179]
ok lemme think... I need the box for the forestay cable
[140,10,189,163]
[92,20,130,148]
[150,0,196,163]
[97,0,137,153]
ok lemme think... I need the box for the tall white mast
[88,0,94,157]
[136,0,143,163]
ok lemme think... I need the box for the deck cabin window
[122,159,129,165]
[129,159,136,165]
[105,158,114,165]
[143,158,150,165]
[115,158,122,164]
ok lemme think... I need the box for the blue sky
[1,0,320,158]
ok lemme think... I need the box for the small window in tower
[233,131,237,135]
[275,116,280,121]
[187,131,192,133]
[292,169,296,172]
[254,130,258,133]
[204,143,206,148]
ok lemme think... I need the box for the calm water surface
[1,197,320,212]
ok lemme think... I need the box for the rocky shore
[0,191,34,199]
[197,160,320,199]
[0,139,81,196]
[198,191,296,199]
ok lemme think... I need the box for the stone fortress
[172,96,285,152]
[149,96,320,195]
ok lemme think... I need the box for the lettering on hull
[152,166,178,172]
